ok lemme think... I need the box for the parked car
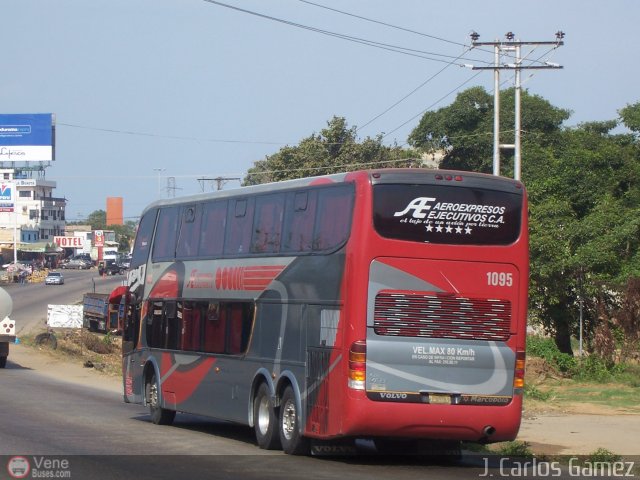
[45,271,64,285]
[61,259,92,270]
[99,260,126,276]
[73,253,95,266]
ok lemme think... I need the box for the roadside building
[0,170,66,265]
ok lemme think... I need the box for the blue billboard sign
[0,113,55,162]
[0,182,15,212]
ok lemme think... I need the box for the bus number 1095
[486,272,513,287]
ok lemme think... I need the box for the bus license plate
[429,394,451,405]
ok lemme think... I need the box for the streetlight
[153,168,165,199]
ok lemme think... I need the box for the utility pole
[469,31,564,180]
[166,177,182,198]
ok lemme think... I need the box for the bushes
[526,336,577,374]
[526,335,627,382]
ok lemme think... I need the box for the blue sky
[1,0,638,221]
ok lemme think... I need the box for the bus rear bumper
[339,393,523,443]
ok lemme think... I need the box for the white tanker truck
[0,287,16,368]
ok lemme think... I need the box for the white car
[45,271,64,285]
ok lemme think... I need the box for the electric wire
[295,0,466,48]
[202,0,491,66]
[382,70,484,139]
[57,122,287,145]
[357,46,472,132]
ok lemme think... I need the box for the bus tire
[279,385,309,455]
[146,373,176,426]
[253,383,281,450]
[0,356,6,368]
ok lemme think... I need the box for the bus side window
[199,200,227,257]
[176,205,202,259]
[147,301,165,348]
[181,303,194,351]
[123,303,140,355]
[228,305,244,354]
[313,185,354,251]
[203,302,225,353]
[224,198,255,255]
[152,207,180,261]
[251,193,285,253]
[164,301,181,351]
[282,190,317,253]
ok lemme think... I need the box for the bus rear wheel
[146,373,176,426]
[279,385,309,455]
[253,383,280,450]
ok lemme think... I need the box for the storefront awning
[17,242,61,253]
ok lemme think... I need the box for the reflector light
[514,351,526,391]
[348,340,367,390]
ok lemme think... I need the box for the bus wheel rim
[150,382,159,408]
[257,396,270,435]
[282,400,296,440]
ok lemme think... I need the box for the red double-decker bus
[121,168,528,455]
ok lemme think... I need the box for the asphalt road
[0,361,494,479]
[0,271,513,480]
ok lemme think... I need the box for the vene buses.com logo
[7,456,30,479]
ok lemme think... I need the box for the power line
[381,70,484,140]
[357,47,472,132]
[202,0,490,66]
[374,42,562,143]
[57,122,286,145]
[295,0,467,48]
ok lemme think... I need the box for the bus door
[122,300,144,404]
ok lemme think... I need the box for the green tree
[525,120,640,353]
[244,116,416,185]
[409,87,640,354]
[619,101,640,134]
[408,86,570,174]
[108,220,136,252]
[85,210,107,230]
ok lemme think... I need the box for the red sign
[54,236,85,248]
[94,230,104,247]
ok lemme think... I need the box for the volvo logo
[379,392,408,399]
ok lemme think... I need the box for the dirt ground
[6,342,640,457]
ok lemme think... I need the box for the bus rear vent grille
[374,291,511,341]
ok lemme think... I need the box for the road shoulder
[6,343,121,394]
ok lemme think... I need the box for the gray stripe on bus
[366,341,508,394]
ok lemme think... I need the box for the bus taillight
[348,340,367,390]
[513,351,526,391]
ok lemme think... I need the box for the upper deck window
[152,207,180,261]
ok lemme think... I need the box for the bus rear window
[373,184,523,245]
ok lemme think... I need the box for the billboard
[0,182,15,212]
[0,113,55,162]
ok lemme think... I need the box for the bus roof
[139,168,523,217]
